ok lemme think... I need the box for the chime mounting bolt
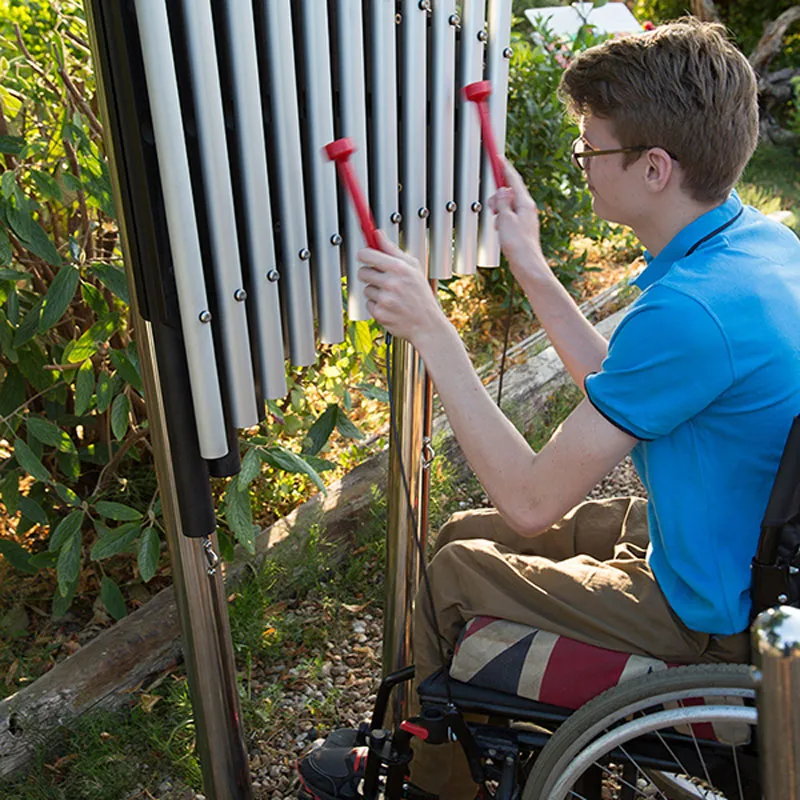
[390,212,402,225]
[418,207,430,219]
[198,310,212,324]
[330,233,343,246]
[446,201,457,213]
[234,289,247,302]
[449,14,460,26]
[299,247,311,261]
[477,30,488,43]
[418,0,431,10]
[267,269,280,282]
[471,201,482,213]
[503,47,513,59]
[779,593,789,603]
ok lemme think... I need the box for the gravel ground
[237,458,647,800]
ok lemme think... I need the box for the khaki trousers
[409,497,750,799]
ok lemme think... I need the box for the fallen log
[0,289,630,777]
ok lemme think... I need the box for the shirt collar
[634,190,743,291]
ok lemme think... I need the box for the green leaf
[56,530,82,598]
[7,207,61,267]
[74,360,94,416]
[48,509,85,552]
[95,371,113,412]
[0,540,38,574]
[0,136,24,156]
[300,454,336,473]
[95,500,142,521]
[0,470,19,515]
[109,349,142,392]
[26,417,76,453]
[0,227,11,267]
[0,366,25,417]
[350,320,373,355]
[90,264,130,305]
[217,529,235,562]
[17,342,54,392]
[90,522,141,560]
[100,576,127,620]
[30,169,63,203]
[110,393,130,440]
[13,438,50,483]
[261,447,326,494]
[17,496,48,526]
[39,264,79,332]
[28,551,57,569]
[52,582,76,618]
[355,382,390,403]
[1,171,16,199]
[302,404,338,456]
[335,408,365,441]
[237,447,262,490]
[66,313,120,363]
[137,527,160,583]
[13,298,42,347]
[55,483,80,507]
[224,483,254,554]
[80,281,108,316]
[0,269,30,282]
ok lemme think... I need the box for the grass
[739,141,800,233]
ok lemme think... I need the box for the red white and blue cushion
[449,616,750,744]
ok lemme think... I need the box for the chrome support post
[752,605,800,799]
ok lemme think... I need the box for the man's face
[578,116,646,228]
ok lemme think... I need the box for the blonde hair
[559,18,759,203]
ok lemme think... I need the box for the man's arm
[490,160,609,387]
[415,320,636,534]
[358,235,636,535]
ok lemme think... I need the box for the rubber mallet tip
[324,138,356,162]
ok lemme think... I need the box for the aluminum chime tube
[752,605,800,799]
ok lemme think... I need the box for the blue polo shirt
[585,192,800,635]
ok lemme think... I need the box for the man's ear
[643,147,674,193]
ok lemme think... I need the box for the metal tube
[181,0,259,429]
[752,605,800,799]
[454,0,487,276]
[299,1,345,345]
[336,0,371,321]
[132,0,228,459]
[400,0,428,266]
[370,0,400,245]
[262,0,316,366]
[429,2,458,280]
[222,0,287,400]
[477,0,513,268]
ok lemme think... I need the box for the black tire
[523,664,757,800]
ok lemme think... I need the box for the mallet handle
[464,81,507,190]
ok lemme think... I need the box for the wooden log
[749,6,800,75]
[0,286,631,777]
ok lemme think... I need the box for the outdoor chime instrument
[85,1,513,796]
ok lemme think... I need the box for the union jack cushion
[449,616,750,744]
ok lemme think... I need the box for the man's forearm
[413,320,544,533]
[516,261,608,388]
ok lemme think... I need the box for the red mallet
[463,80,507,190]
[323,138,380,251]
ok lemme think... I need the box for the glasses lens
[571,139,584,170]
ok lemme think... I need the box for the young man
[301,17,800,800]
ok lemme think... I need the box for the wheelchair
[298,416,800,799]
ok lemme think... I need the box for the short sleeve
[584,287,734,441]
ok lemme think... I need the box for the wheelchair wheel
[523,664,759,800]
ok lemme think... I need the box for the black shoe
[297,728,367,800]
[296,727,440,800]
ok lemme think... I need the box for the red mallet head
[323,137,380,251]
[323,137,357,163]
[463,80,492,104]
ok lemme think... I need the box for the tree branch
[749,6,800,75]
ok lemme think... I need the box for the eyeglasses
[571,137,678,170]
